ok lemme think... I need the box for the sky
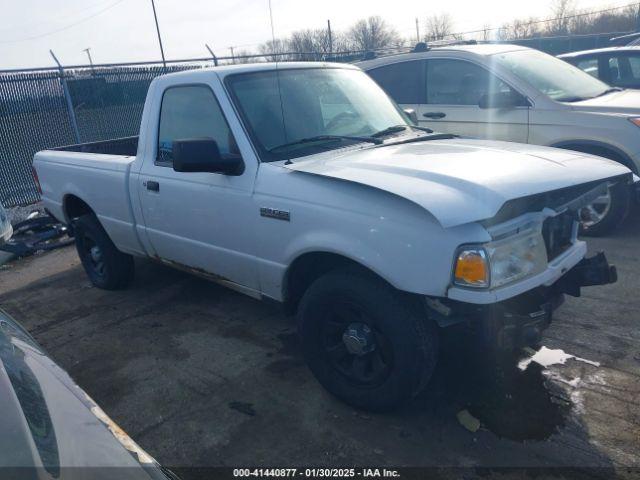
[0,0,626,70]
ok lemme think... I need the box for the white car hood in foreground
[284,139,630,228]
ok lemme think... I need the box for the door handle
[144,180,160,192]
[423,111,446,119]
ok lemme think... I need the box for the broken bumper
[430,252,617,350]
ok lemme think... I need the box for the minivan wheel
[297,268,438,412]
[579,182,630,237]
[74,214,134,290]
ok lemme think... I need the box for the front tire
[74,214,134,290]
[297,268,438,411]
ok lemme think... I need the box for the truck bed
[54,136,138,156]
[34,137,144,257]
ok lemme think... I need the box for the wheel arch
[62,194,96,223]
[551,140,638,174]
[282,251,395,315]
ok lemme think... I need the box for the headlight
[453,225,548,289]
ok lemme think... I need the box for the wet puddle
[271,328,598,442]
[417,337,592,441]
[434,353,571,440]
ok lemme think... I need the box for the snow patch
[519,346,600,371]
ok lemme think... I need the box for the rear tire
[297,268,438,412]
[74,214,134,290]
[579,181,630,237]
[558,144,631,236]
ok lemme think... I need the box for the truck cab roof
[156,61,359,82]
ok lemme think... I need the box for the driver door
[137,84,259,290]
[418,58,529,143]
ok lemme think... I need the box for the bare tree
[547,0,576,35]
[346,16,402,51]
[258,38,290,62]
[288,29,331,60]
[424,13,454,41]
[233,49,255,64]
[481,24,492,42]
[502,17,542,39]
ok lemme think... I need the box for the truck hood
[284,138,630,228]
[569,89,640,115]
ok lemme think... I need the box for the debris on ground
[518,346,600,371]
[228,401,256,416]
[457,409,481,433]
[0,214,73,259]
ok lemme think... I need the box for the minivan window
[575,57,599,78]
[157,85,235,165]
[426,59,513,105]
[368,61,423,104]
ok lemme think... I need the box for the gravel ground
[5,202,45,224]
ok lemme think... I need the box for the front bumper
[447,241,587,305]
[429,252,617,350]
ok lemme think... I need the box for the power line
[0,0,120,34]
[446,1,640,39]
[0,0,127,44]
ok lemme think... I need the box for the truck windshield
[226,67,409,162]
[493,49,610,102]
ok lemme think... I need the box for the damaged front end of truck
[430,178,623,350]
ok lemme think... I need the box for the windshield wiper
[595,87,623,97]
[372,125,434,138]
[269,135,382,153]
[556,96,587,103]
[387,132,458,146]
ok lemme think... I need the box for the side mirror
[479,92,529,109]
[403,108,419,124]
[172,138,244,176]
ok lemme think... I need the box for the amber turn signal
[454,249,489,288]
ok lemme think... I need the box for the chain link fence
[0,63,197,207]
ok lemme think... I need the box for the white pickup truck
[34,62,626,411]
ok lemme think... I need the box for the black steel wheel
[298,267,439,411]
[74,214,134,290]
[322,300,393,387]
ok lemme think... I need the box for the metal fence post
[50,50,81,144]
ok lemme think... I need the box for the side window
[628,56,640,79]
[608,57,621,84]
[610,54,640,86]
[426,59,513,106]
[157,85,236,165]
[367,61,423,104]
[575,57,599,78]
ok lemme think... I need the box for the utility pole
[229,46,235,63]
[150,0,166,68]
[415,18,420,43]
[205,44,218,66]
[327,19,333,56]
[82,47,94,71]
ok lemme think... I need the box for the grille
[542,211,576,260]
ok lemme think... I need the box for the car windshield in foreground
[493,49,611,102]
[225,67,411,162]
